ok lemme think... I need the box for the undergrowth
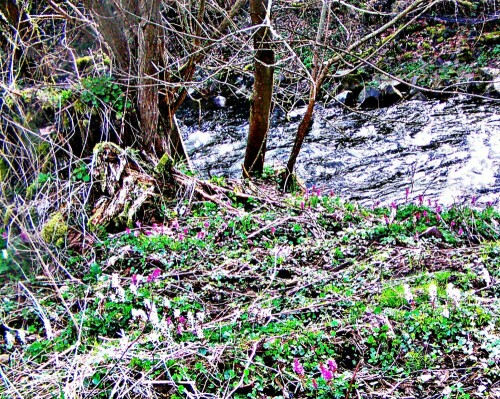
[1,175,499,399]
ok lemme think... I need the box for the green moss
[41,212,68,246]
[0,158,9,182]
[76,56,93,70]
[155,153,174,175]
[481,31,500,44]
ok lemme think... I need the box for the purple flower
[147,268,161,283]
[300,201,305,210]
[329,190,335,197]
[471,196,476,205]
[178,233,185,241]
[144,230,152,236]
[319,363,333,381]
[197,231,205,240]
[136,221,142,228]
[183,228,189,235]
[450,221,456,228]
[312,378,318,389]
[415,212,421,220]
[384,215,389,225]
[270,226,276,235]
[20,232,29,242]
[418,194,423,206]
[327,359,337,374]
[293,358,305,377]
[428,199,432,206]
[436,205,442,214]
[125,227,131,235]
[131,274,138,286]
[458,228,464,236]
[405,187,410,202]
[179,315,187,324]
[423,210,428,218]
[390,201,397,209]
[1,232,7,239]
[172,220,179,229]
[204,221,210,229]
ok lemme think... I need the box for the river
[180,96,500,207]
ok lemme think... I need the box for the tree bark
[243,0,274,176]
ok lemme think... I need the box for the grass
[1,175,499,399]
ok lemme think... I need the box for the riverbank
[1,175,499,398]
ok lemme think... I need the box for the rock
[410,92,428,101]
[380,81,403,105]
[357,87,382,108]
[334,90,353,105]
[480,31,500,44]
[212,95,227,108]
[480,68,500,96]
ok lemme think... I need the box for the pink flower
[147,268,161,283]
[450,221,456,228]
[415,212,421,220]
[384,215,389,225]
[427,199,432,206]
[329,190,335,197]
[471,196,476,205]
[458,228,464,236]
[131,274,138,286]
[270,226,276,235]
[405,187,410,202]
[179,315,187,324]
[300,201,305,210]
[125,227,131,234]
[293,358,305,377]
[319,363,333,381]
[327,359,337,374]
[1,232,6,239]
[183,228,189,235]
[172,220,179,229]
[312,378,318,389]
[178,233,185,241]
[197,231,205,240]
[418,194,423,206]
[136,221,142,228]
[204,221,210,229]
[20,232,29,242]
[390,201,397,209]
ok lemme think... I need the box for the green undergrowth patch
[1,181,499,398]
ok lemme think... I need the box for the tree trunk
[243,0,274,176]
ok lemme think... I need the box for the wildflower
[196,311,205,323]
[172,220,179,229]
[482,268,491,286]
[20,231,29,242]
[134,230,140,237]
[17,329,26,345]
[183,228,189,235]
[125,227,131,234]
[204,221,210,229]
[270,226,276,235]
[179,315,187,325]
[428,199,432,206]
[177,324,183,335]
[450,221,455,228]
[136,221,142,228]
[436,205,442,214]
[446,283,461,306]
[111,273,120,289]
[178,233,185,241]
[1,231,7,239]
[423,210,428,218]
[434,200,438,208]
[312,379,318,389]
[384,215,389,225]
[442,307,450,318]
[319,363,333,381]
[5,331,15,348]
[403,284,414,305]
[405,187,410,202]
[300,201,305,210]
[174,309,181,318]
[428,283,437,304]
[197,230,205,240]
[471,196,476,205]
[418,194,423,206]
[147,268,161,283]
[390,201,397,209]
[144,230,152,236]
[415,212,421,220]
[327,359,337,373]
[329,190,335,197]
[293,358,305,377]
[458,228,464,236]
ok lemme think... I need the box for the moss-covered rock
[480,31,500,45]
[41,212,68,246]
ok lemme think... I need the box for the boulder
[357,87,382,108]
[380,81,403,105]
[334,90,354,105]
[212,95,227,108]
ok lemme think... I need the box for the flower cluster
[292,358,338,385]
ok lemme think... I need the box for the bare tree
[243,0,274,176]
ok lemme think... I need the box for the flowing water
[180,96,500,207]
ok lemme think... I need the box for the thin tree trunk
[243,0,274,176]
